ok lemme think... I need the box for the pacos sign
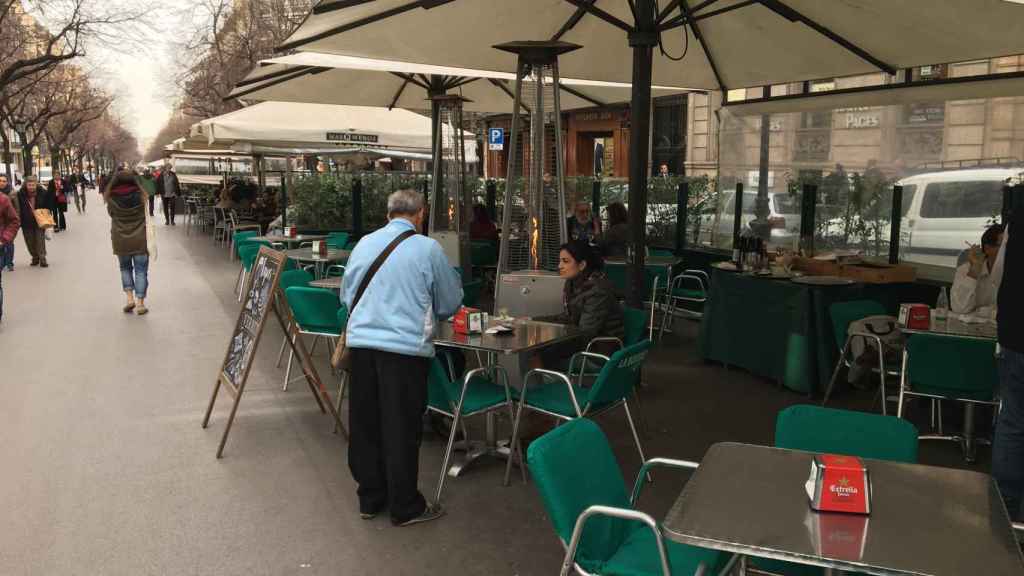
[326,132,379,144]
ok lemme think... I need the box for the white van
[897,168,1017,269]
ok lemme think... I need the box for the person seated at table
[596,202,629,259]
[469,203,498,242]
[952,223,1004,316]
[534,240,624,370]
[566,201,601,244]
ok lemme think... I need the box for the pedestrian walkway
[0,202,987,575]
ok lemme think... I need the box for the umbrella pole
[627,1,657,309]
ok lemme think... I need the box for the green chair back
[462,279,483,308]
[327,232,350,249]
[233,230,259,257]
[279,269,315,292]
[622,307,647,346]
[775,405,919,463]
[905,334,998,401]
[649,248,674,257]
[428,357,458,412]
[829,300,887,350]
[238,244,261,272]
[470,241,498,266]
[604,264,628,297]
[587,340,652,409]
[284,286,343,335]
[527,419,634,571]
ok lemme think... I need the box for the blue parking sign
[488,128,504,150]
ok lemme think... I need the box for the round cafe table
[252,234,328,248]
[283,248,349,278]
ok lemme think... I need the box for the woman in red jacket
[0,190,19,323]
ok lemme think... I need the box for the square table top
[663,442,1023,576]
[434,319,579,355]
[902,314,998,341]
[309,277,342,290]
[282,248,350,263]
[256,234,328,245]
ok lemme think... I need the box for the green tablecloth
[698,269,865,395]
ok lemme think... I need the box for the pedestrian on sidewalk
[158,162,180,226]
[141,168,157,217]
[49,172,69,233]
[11,176,53,267]
[104,169,153,315]
[69,171,83,214]
[0,174,14,271]
[342,188,463,527]
[0,185,19,323]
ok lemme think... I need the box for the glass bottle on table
[935,286,949,322]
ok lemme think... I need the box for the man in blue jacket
[342,188,463,526]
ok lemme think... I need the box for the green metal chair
[235,244,262,301]
[898,334,999,462]
[649,248,675,258]
[275,269,316,368]
[231,230,259,261]
[327,232,350,249]
[505,340,653,486]
[282,287,343,392]
[427,357,520,502]
[529,418,725,576]
[461,278,483,308]
[571,307,647,385]
[821,300,900,415]
[659,269,710,337]
[776,405,919,463]
[763,405,918,576]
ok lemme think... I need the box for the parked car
[698,191,801,249]
[897,167,1016,268]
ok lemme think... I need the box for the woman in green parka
[104,169,152,315]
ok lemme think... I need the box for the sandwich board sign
[202,246,346,457]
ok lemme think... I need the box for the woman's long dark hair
[560,239,604,272]
[606,202,628,227]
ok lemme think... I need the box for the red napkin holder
[318,241,328,257]
[898,303,930,330]
[806,454,871,515]
[453,307,483,335]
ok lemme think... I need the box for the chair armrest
[524,368,582,416]
[568,351,612,387]
[685,269,710,285]
[630,458,700,505]
[325,264,346,277]
[1013,522,1024,537]
[299,242,313,248]
[561,505,672,576]
[671,272,707,295]
[271,242,285,250]
[585,337,623,355]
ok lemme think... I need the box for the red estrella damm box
[897,303,930,330]
[806,454,871,515]
[453,307,483,335]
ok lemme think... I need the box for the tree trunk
[0,123,11,180]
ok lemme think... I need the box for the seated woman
[596,201,629,259]
[536,240,625,371]
[470,203,498,242]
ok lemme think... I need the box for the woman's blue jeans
[118,254,149,299]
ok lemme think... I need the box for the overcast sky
[81,0,207,152]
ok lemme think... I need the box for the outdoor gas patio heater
[493,41,578,318]
[428,94,472,280]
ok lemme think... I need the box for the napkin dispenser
[284,226,296,238]
[806,454,871,515]
[453,307,484,335]
[312,240,327,256]
[898,303,930,330]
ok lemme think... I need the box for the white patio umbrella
[228,52,689,112]
[278,0,1024,303]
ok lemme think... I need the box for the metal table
[901,314,999,462]
[255,234,328,248]
[663,442,1024,576]
[309,276,342,291]
[282,248,350,278]
[433,318,580,476]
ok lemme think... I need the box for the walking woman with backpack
[104,168,155,315]
[49,171,69,232]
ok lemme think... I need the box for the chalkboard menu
[202,246,287,458]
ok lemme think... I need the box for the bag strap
[350,229,416,313]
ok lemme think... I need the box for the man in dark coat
[10,176,54,267]
[159,163,181,225]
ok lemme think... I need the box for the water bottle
[935,286,949,321]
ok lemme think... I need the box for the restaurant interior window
[652,95,686,176]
